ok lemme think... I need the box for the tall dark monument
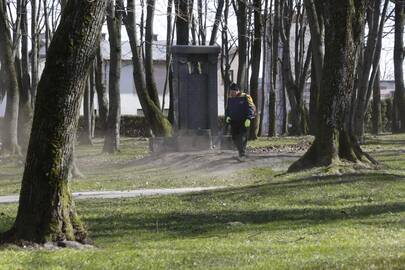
[150,45,221,152]
[172,45,220,135]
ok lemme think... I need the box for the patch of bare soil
[133,149,301,177]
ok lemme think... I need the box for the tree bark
[353,0,388,141]
[104,5,122,153]
[95,45,109,133]
[233,0,248,89]
[79,79,93,145]
[268,0,280,137]
[0,0,22,156]
[145,0,161,108]
[120,0,173,137]
[18,0,33,151]
[174,0,191,45]
[304,0,324,136]
[371,67,382,135]
[289,0,376,172]
[31,0,39,107]
[209,0,225,45]
[392,2,405,133]
[248,0,262,140]
[1,0,108,245]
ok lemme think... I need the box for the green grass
[0,136,293,196]
[2,134,405,269]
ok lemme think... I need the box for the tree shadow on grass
[85,200,405,240]
[83,172,405,240]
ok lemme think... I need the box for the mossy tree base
[288,130,378,173]
[0,0,107,245]
[0,185,87,245]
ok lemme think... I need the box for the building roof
[39,37,170,62]
[100,38,168,62]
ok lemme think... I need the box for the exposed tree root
[288,130,378,173]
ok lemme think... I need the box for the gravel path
[0,187,225,204]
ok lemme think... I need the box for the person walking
[225,83,256,160]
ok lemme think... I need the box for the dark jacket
[225,93,256,122]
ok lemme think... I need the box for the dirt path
[124,150,301,177]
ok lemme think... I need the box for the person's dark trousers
[231,122,249,157]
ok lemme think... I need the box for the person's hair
[230,83,239,91]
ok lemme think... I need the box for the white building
[0,35,238,117]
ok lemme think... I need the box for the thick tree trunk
[104,6,122,153]
[289,0,375,172]
[95,46,109,133]
[249,0,262,140]
[0,0,107,245]
[120,0,172,137]
[393,2,405,133]
[145,0,161,109]
[0,0,22,156]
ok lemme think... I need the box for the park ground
[1,134,405,269]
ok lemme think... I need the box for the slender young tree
[281,0,311,136]
[209,0,225,45]
[248,0,262,140]
[392,1,405,133]
[232,0,248,89]
[18,0,33,151]
[95,45,109,134]
[0,0,108,245]
[372,67,382,135]
[304,0,324,135]
[0,0,22,156]
[353,0,388,141]
[289,0,376,172]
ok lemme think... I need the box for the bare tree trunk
[174,0,191,45]
[289,0,375,172]
[248,0,262,140]
[165,0,175,123]
[209,0,224,45]
[104,5,122,153]
[372,67,382,135]
[269,0,280,137]
[353,0,388,141]
[0,0,21,155]
[304,0,324,135]
[233,0,247,89]
[18,0,33,151]
[393,2,405,133]
[79,79,93,145]
[31,0,39,107]
[120,0,172,137]
[145,0,161,108]
[1,0,107,244]
[95,45,109,133]
[259,0,269,136]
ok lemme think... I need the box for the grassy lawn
[1,134,405,269]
